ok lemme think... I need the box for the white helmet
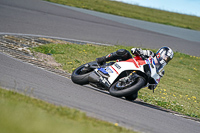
[156,47,174,66]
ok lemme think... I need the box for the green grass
[46,0,200,31]
[0,88,137,133]
[31,43,200,118]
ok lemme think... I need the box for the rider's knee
[116,49,129,56]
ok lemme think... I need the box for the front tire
[109,77,146,97]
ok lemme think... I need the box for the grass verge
[46,0,200,31]
[0,88,136,133]
[31,43,200,118]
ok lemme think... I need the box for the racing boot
[96,56,106,66]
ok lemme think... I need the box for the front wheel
[109,77,146,97]
[71,61,98,85]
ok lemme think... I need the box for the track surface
[1,52,199,133]
[1,0,200,56]
[0,0,200,133]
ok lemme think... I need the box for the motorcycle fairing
[95,57,161,86]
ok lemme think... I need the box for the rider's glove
[96,56,106,66]
[131,48,143,56]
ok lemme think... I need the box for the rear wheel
[109,76,146,97]
[71,61,98,85]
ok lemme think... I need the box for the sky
[112,0,200,17]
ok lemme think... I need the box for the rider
[96,46,174,90]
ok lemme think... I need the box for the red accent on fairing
[134,56,146,66]
[124,58,139,68]
[111,66,119,75]
[122,56,147,68]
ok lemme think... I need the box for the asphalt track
[0,0,200,133]
[1,0,200,56]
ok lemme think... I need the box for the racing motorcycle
[71,55,161,101]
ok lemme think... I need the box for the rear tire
[71,61,97,85]
[109,77,146,97]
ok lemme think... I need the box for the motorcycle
[71,55,161,101]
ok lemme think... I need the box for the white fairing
[107,61,143,84]
[95,57,161,86]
